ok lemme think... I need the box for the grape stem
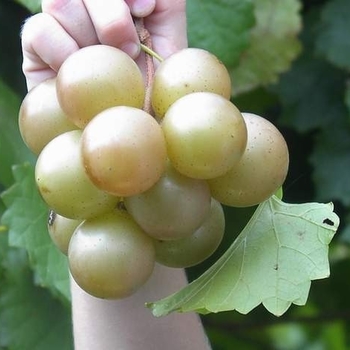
[140,44,164,63]
[135,18,164,116]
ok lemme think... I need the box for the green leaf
[274,55,347,133]
[187,0,255,69]
[230,0,302,95]
[13,0,41,13]
[315,0,350,71]
[1,163,71,303]
[147,196,339,317]
[0,243,73,350]
[0,80,34,187]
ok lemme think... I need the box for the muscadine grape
[35,130,118,219]
[81,106,167,197]
[151,48,232,118]
[154,198,225,268]
[47,210,81,255]
[124,162,211,240]
[56,45,145,128]
[19,77,77,155]
[208,113,289,207]
[68,210,155,299]
[161,92,247,179]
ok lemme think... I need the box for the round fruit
[81,106,167,197]
[151,48,232,117]
[68,210,155,299]
[124,162,211,240]
[35,130,118,219]
[209,113,289,207]
[47,210,81,255]
[154,199,225,268]
[56,45,145,128]
[19,77,77,155]
[161,92,247,179]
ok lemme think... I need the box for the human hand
[21,0,187,90]
[20,3,212,349]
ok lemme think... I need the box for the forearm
[71,264,211,350]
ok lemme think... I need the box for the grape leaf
[315,0,350,71]
[13,0,41,13]
[274,55,347,133]
[187,0,255,70]
[147,196,339,317]
[1,163,70,303]
[230,0,302,95]
[0,242,73,350]
[0,79,34,187]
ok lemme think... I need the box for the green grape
[18,77,77,155]
[154,198,225,268]
[68,210,155,299]
[151,48,232,118]
[124,162,211,240]
[81,106,167,197]
[56,45,145,128]
[47,210,81,255]
[161,92,247,179]
[208,113,289,207]
[35,130,118,219]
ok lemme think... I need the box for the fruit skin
[81,106,167,197]
[161,92,247,180]
[124,162,211,240]
[154,199,225,268]
[68,210,155,299]
[47,210,81,255]
[19,77,77,155]
[151,48,232,118]
[35,130,118,219]
[209,113,289,207]
[56,44,145,128]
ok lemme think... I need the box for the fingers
[41,0,99,47]
[125,0,156,17]
[145,0,187,58]
[21,13,80,90]
[21,0,188,91]
[82,0,140,58]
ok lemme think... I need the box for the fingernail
[121,42,140,58]
[132,0,156,17]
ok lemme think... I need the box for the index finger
[82,0,140,58]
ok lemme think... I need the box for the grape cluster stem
[135,18,163,116]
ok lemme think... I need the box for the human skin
[21,0,211,349]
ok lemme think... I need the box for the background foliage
[1,0,350,349]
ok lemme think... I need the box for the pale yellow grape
[68,210,155,299]
[35,130,118,219]
[19,78,77,155]
[161,92,247,179]
[47,210,81,255]
[56,45,145,128]
[124,162,211,240]
[209,113,289,207]
[81,106,167,197]
[152,48,232,118]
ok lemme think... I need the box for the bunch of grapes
[18,44,289,300]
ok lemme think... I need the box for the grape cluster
[19,44,289,299]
